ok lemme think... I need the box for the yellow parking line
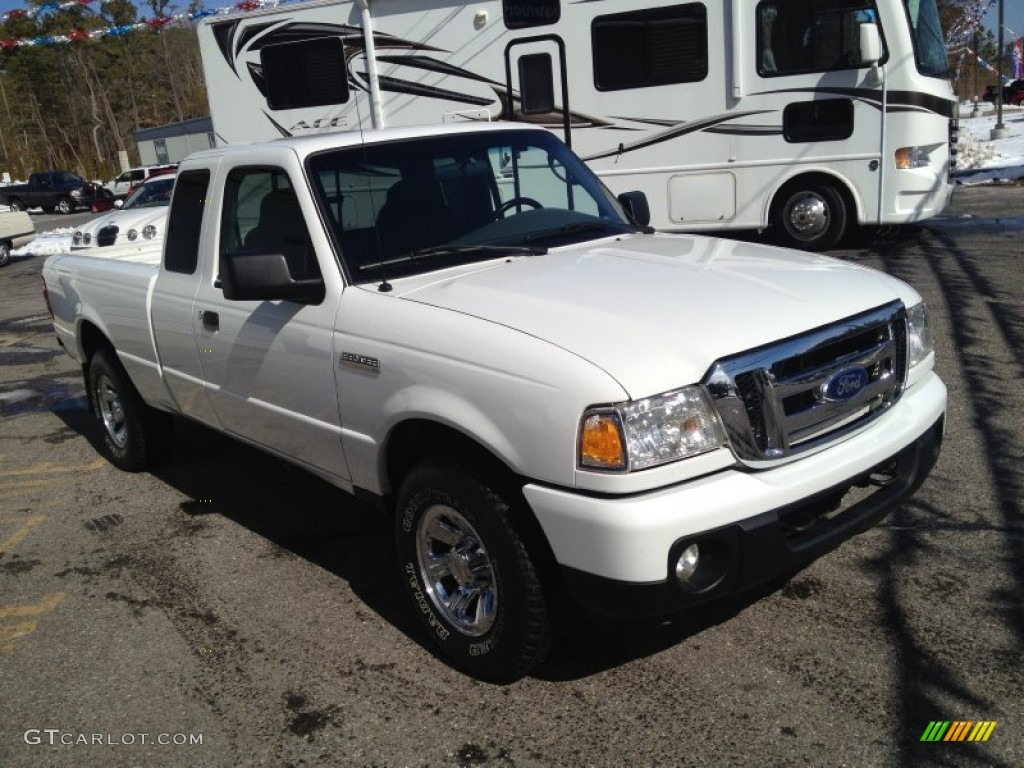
[0,621,38,650]
[0,478,63,496]
[0,456,107,478]
[0,514,47,555]
[0,592,66,619]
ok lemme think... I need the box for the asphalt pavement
[1,188,1021,767]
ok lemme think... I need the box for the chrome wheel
[416,503,497,636]
[56,198,72,215]
[95,373,128,449]
[772,179,848,251]
[783,191,829,240]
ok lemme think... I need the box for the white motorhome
[198,0,955,250]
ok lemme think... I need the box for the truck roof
[183,121,548,162]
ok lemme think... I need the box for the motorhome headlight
[894,145,932,170]
[906,302,934,368]
[126,228,138,241]
[142,224,157,240]
[579,386,726,471]
[72,231,83,245]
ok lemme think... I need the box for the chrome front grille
[704,302,907,466]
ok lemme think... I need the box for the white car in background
[104,164,177,199]
[72,172,175,256]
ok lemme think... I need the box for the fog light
[675,543,700,585]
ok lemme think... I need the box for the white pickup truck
[42,123,946,680]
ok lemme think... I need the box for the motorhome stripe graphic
[920,721,997,742]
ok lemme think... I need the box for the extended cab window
[164,170,210,274]
[220,167,321,282]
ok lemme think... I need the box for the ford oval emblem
[823,366,870,402]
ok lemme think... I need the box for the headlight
[579,386,726,471]
[70,189,83,198]
[72,231,82,245]
[127,229,138,241]
[906,302,934,368]
[894,145,935,170]
[142,224,157,240]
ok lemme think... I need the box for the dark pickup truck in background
[0,171,112,214]
[982,79,1024,106]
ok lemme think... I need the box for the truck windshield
[307,130,637,283]
[902,0,948,77]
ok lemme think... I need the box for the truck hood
[395,234,918,398]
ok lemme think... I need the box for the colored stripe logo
[920,721,997,742]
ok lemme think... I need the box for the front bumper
[523,374,945,617]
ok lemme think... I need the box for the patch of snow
[11,228,75,257]
[955,106,1024,185]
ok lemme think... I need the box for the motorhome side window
[592,4,708,91]
[163,170,210,275]
[261,37,349,110]
[757,0,886,77]
[503,0,560,29]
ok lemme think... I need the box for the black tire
[55,197,73,215]
[771,179,849,251]
[395,460,553,681]
[87,348,172,471]
[0,241,10,268]
[8,198,24,212]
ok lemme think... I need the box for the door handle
[200,310,219,330]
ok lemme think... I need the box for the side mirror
[617,191,652,229]
[221,251,325,303]
[860,23,881,67]
[114,200,124,209]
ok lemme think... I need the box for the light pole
[991,0,1009,138]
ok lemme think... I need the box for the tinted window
[261,37,349,110]
[758,0,887,76]
[593,4,707,91]
[519,54,555,115]
[164,170,210,275]
[783,99,855,142]
[504,0,560,29]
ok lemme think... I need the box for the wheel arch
[77,318,116,367]
[765,169,863,229]
[385,419,519,498]
[383,418,563,589]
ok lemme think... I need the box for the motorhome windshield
[902,0,948,77]
[308,130,635,282]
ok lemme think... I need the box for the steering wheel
[494,196,543,219]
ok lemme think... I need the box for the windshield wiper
[359,244,546,271]
[523,221,620,244]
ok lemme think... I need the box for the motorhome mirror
[860,23,881,67]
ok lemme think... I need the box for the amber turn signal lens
[580,413,625,469]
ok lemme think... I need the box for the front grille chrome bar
[703,302,907,467]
